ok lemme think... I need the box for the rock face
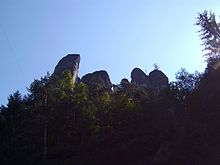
[131,68,168,92]
[149,69,168,91]
[53,54,168,94]
[54,54,80,84]
[81,70,112,93]
[113,78,130,92]
[131,68,150,88]
[120,78,129,87]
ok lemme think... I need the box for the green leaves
[57,70,74,100]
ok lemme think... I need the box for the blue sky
[0,0,220,105]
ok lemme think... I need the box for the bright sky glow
[0,0,220,105]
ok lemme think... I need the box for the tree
[58,70,74,100]
[27,73,50,107]
[71,83,98,144]
[7,91,23,108]
[196,10,220,66]
[153,63,160,70]
[27,73,51,161]
[170,68,202,105]
[6,91,24,120]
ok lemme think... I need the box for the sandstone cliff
[81,70,112,93]
[131,67,168,92]
[53,54,80,84]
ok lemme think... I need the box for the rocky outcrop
[131,68,150,88]
[53,54,80,84]
[53,54,168,94]
[81,70,112,93]
[113,78,130,92]
[131,68,168,92]
[120,78,129,87]
[149,69,169,92]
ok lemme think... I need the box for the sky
[0,0,220,105]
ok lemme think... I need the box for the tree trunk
[43,121,47,161]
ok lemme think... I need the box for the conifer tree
[196,10,220,66]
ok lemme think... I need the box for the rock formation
[81,70,112,93]
[113,78,130,92]
[149,69,169,92]
[131,68,168,92]
[131,68,150,88]
[120,78,129,87]
[53,54,80,84]
[53,54,168,94]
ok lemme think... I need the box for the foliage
[153,63,160,70]
[196,10,220,65]
[0,69,176,164]
[170,68,202,105]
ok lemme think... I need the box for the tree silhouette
[196,10,220,65]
